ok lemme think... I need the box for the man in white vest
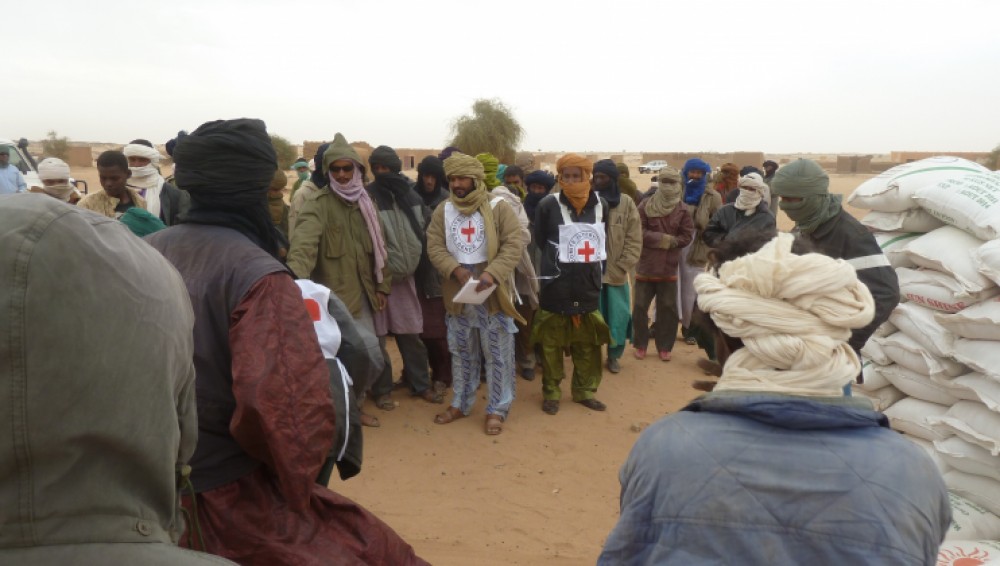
[425,153,525,436]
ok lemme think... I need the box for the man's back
[600,393,949,565]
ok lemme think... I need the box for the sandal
[542,400,560,415]
[485,414,504,436]
[417,388,444,404]
[374,394,395,411]
[360,412,380,428]
[576,398,607,411]
[434,406,466,425]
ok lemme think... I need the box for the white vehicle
[638,160,668,174]
[1,138,42,191]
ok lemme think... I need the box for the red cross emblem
[304,298,322,322]
[577,240,596,262]
[461,221,476,243]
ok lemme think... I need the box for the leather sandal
[485,414,504,435]
[434,406,466,425]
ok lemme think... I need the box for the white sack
[903,226,993,293]
[913,170,1000,241]
[889,301,955,358]
[848,156,989,212]
[897,267,1000,313]
[884,397,951,441]
[862,209,945,232]
[878,332,967,377]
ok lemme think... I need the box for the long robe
[180,273,427,566]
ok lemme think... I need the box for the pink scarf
[328,165,388,283]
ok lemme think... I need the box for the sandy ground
[69,166,874,565]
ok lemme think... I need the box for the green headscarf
[772,159,840,233]
[780,193,843,234]
[120,207,167,237]
[475,153,502,190]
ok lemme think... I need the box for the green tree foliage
[986,142,1000,171]
[448,99,524,165]
[270,134,297,170]
[42,130,70,160]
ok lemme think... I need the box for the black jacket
[702,202,776,248]
[799,209,900,351]
[534,191,607,315]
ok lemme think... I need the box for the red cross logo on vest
[461,221,476,243]
[577,240,596,262]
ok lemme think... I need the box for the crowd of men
[1,120,951,564]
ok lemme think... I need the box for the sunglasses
[329,164,354,174]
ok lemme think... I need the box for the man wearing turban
[426,152,525,435]
[287,142,329,241]
[33,157,81,203]
[600,232,948,564]
[532,154,612,415]
[762,159,780,209]
[702,173,776,249]
[615,162,641,205]
[771,159,900,377]
[123,138,188,226]
[592,159,642,373]
[715,162,740,203]
[146,119,426,564]
[368,145,440,405]
[413,155,453,392]
[288,133,393,425]
[677,158,723,355]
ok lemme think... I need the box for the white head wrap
[123,143,163,164]
[694,232,875,397]
[38,157,71,181]
[735,173,768,215]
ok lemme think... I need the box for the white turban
[123,143,163,164]
[694,232,875,397]
[37,157,71,180]
[736,173,769,214]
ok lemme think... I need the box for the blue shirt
[0,165,27,194]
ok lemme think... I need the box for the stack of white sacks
[848,157,1000,561]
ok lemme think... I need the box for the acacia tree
[270,134,297,170]
[448,98,524,164]
[42,130,70,160]
[987,142,1000,171]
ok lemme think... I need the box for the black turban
[593,159,620,180]
[370,145,402,174]
[174,118,284,258]
[525,169,556,190]
[740,165,763,177]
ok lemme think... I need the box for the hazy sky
[9,0,1000,154]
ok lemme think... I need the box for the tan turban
[695,232,875,397]
[556,153,593,215]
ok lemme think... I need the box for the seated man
[0,195,229,564]
[600,232,950,565]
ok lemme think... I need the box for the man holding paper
[426,153,526,435]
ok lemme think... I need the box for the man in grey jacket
[0,194,231,564]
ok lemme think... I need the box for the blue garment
[600,393,950,566]
[0,165,27,194]
[680,158,711,205]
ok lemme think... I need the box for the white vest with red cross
[557,199,606,263]
[444,201,492,264]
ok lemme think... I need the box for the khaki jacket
[288,180,321,241]
[77,187,147,218]
[426,197,524,318]
[604,197,642,286]
[287,189,391,319]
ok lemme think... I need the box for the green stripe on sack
[880,232,921,249]
[890,166,983,182]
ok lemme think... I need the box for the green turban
[770,158,829,198]
[475,153,502,190]
[120,207,167,237]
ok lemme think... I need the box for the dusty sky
[9,0,1000,154]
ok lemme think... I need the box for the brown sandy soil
[68,165,874,565]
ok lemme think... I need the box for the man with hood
[771,159,899,370]
[632,168,695,362]
[615,162,641,205]
[146,119,425,564]
[592,159,642,373]
[33,156,82,203]
[368,145,440,405]
[288,133,393,425]
[414,155,453,391]
[478,152,540,382]
[600,232,948,565]
[677,158,723,352]
[0,195,231,565]
[124,139,188,226]
[703,173,776,248]
[426,153,525,435]
[533,154,612,415]
[763,159,780,209]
